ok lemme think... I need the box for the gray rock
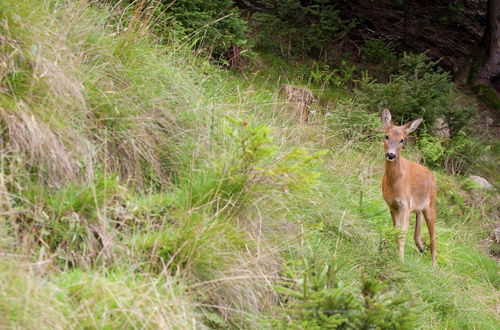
[469,175,494,189]
[432,117,450,138]
[486,117,494,127]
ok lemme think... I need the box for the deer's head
[381,108,422,162]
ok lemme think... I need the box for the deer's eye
[400,139,404,143]
[385,135,389,140]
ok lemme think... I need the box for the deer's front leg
[390,201,410,261]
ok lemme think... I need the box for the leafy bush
[361,39,397,64]
[111,0,247,58]
[274,259,416,329]
[418,133,446,168]
[161,0,248,58]
[443,132,490,174]
[419,131,489,173]
[224,117,326,192]
[358,53,476,134]
[325,99,380,142]
[305,61,356,88]
[250,0,351,57]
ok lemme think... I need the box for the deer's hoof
[418,246,425,253]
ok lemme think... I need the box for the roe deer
[381,109,437,266]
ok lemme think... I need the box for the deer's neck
[384,157,405,183]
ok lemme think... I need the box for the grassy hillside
[0,1,498,328]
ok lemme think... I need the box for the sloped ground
[0,1,498,328]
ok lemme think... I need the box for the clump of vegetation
[250,0,352,57]
[223,116,327,192]
[274,259,416,329]
[358,53,473,131]
[303,60,356,89]
[325,98,380,142]
[160,0,248,58]
[361,39,397,65]
[419,131,489,174]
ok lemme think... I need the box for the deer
[381,108,437,266]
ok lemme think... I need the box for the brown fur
[381,109,437,266]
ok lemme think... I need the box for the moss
[473,84,500,110]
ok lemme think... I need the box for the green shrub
[418,133,446,168]
[419,131,489,173]
[325,99,380,142]
[160,0,247,58]
[443,131,490,174]
[224,117,326,192]
[250,0,351,57]
[358,53,476,134]
[305,61,356,88]
[361,39,397,64]
[274,258,417,329]
[131,212,247,278]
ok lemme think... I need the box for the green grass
[0,0,498,328]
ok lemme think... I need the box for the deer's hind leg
[423,205,437,266]
[414,212,425,253]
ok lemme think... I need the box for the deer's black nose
[386,153,396,160]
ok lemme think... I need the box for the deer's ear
[381,108,392,129]
[404,118,423,134]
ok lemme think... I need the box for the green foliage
[224,116,277,172]
[443,132,490,174]
[160,0,247,58]
[305,61,356,88]
[224,116,326,192]
[358,53,476,133]
[250,0,351,57]
[274,259,416,329]
[326,99,380,142]
[418,133,446,168]
[131,212,246,278]
[1,0,498,328]
[307,62,336,87]
[473,84,500,110]
[14,173,121,262]
[419,131,489,173]
[361,39,397,64]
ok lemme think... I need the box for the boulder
[469,175,494,189]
